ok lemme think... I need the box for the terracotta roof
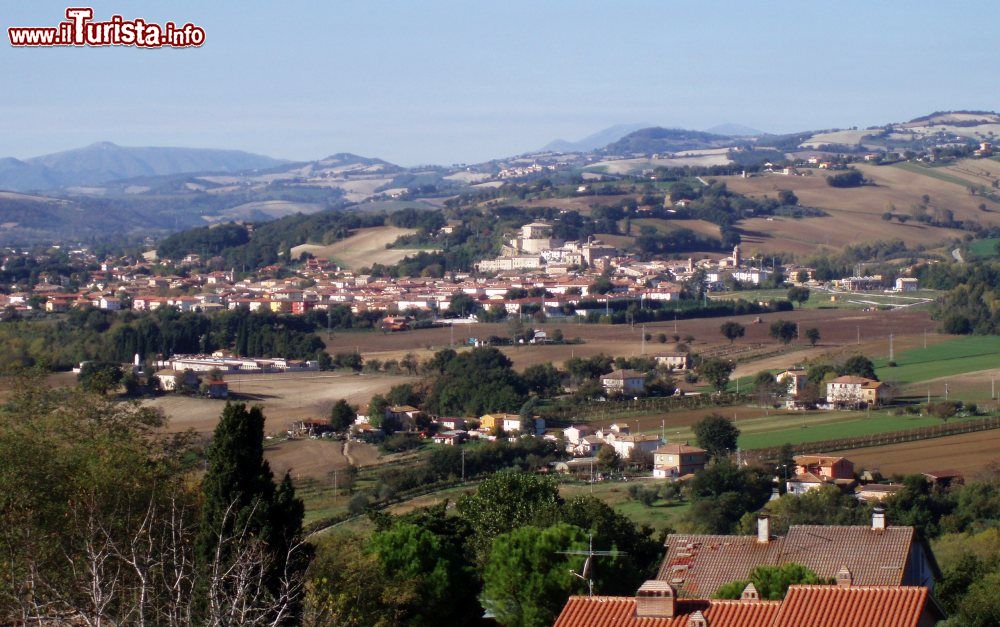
[658,526,920,597]
[553,596,780,627]
[657,535,785,597]
[772,585,942,627]
[655,443,707,455]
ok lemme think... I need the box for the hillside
[0,142,287,192]
[602,127,738,155]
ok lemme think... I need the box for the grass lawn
[874,335,1000,385]
[559,480,689,531]
[968,237,1000,259]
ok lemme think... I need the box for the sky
[1,1,998,165]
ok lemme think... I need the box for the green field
[709,288,935,311]
[968,237,1000,259]
[874,335,1000,385]
[892,161,981,189]
[559,480,690,532]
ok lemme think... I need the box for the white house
[601,369,646,395]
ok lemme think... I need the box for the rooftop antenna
[559,534,624,597]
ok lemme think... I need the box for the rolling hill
[0,142,287,192]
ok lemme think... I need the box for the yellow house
[479,413,520,432]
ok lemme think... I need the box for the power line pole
[889,332,894,362]
[461,448,466,482]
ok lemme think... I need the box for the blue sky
[1,1,997,165]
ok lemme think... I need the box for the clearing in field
[290,226,433,269]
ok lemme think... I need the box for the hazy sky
[2,1,998,165]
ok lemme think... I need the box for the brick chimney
[872,506,886,531]
[757,514,770,543]
[636,580,675,618]
[836,565,853,587]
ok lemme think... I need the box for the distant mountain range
[602,127,740,154]
[704,123,762,137]
[0,142,287,192]
[540,124,650,153]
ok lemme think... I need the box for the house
[826,376,888,407]
[652,443,707,479]
[856,483,905,502]
[436,417,467,431]
[922,469,964,488]
[572,435,605,456]
[432,431,466,446]
[775,369,808,396]
[563,424,592,445]
[155,368,199,391]
[656,510,940,598]
[895,277,919,292]
[794,454,855,479]
[206,379,229,399]
[608,433,663,459]
[479,413,521,433]
[655,352,690,371]
[555,582,943,627]
[601,369,647,395]
[386,405,422,429]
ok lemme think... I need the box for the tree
[693,413,740,459]
[804,327,820,347]
[481,523,588,627]
[78,361,124,395]
[330,399,355,430]
[786,286,810,307]
[597,445,621,472]
[698,358,735,392]
[196,403,308,617]
[368,521,479,626]
[684,460,772,534]
[457,471,561,559]
[367,394,389,427]
[714,563,830,600]
[446,292,478,317]
[928,400,962,422]
[777,189,798,206]
[841,355,877,380]
[522,363,563,397]
[720,321,746,344]
[769,320,798,344]
[943,571,1000,627]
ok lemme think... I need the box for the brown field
[520,194,639,214]
[328,308,936,372]
[629,218,723,239]
[901,367,1000,405]
[290,226,429,269]
[144,372,416,435]
[830,429,1000,477]
[265,438,379,482]
[719,165,1000,255]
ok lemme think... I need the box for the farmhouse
[654,352,690,371]
[656,511,939,598]
[601,369,647,395]
[652,443,707,479]
[606,432,663,458]
[775,369,808,395]
[478,413,521,433]
[826,376,888,407]
[786,454,856,495]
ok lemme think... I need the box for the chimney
[757,515,770,544]
[741,583,760,601]
[836,566,853,588]
[636,580,675,618]
[872,506,886,531]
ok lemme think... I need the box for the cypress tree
[196,403,307,617]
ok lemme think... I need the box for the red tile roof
[658,526,921,597]
[772,585,942,627]
[553,596,780,627]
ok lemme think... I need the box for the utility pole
[661,419,665,443]
[857,326,860,345]
[889,332,894,362]
[461,448,466,482]
[945,383,949,400]
[641,325,646,354]
[923,329,927,349]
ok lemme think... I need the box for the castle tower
[733,245,741,267]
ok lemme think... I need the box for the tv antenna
[559,534,625,597]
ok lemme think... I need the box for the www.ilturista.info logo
[8,7,205,48]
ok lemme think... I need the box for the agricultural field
[874,336,1000,386]
[626,218,723,240]
[800,129,874,148]
[144,371,416,436]
[559,480,690,532]
[720,163,1000,255]
[830,429,1000,477]
[710,288,937,311]
[289,225,431,269]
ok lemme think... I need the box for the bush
[347,492,370,515]
[826,169,865,188]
